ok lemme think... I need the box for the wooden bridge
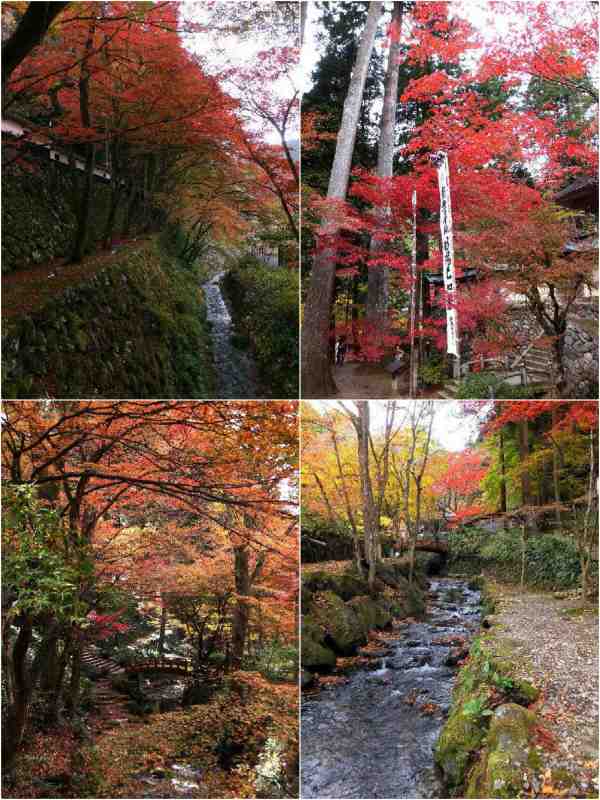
[392,538,449,556]
[124,657,193,676]
[414,538,448,555]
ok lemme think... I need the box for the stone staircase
[436,340,556,399]
[80,645,124,678]
[521,343,555,386]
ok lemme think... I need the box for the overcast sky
[302,0,531,90]
[308,400,484,452]
[181,1,300,145]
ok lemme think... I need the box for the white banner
[410,189,417,345]
[435,151,459,357]
[409,189,418,397]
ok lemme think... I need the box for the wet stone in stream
[300,578,481,799]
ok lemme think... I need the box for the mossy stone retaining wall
[2,239,216,398]
[2,159,130,273]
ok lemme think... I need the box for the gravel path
[492,586,598,797]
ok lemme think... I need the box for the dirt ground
[492,585,599,797]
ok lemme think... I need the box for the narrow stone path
[490,586,598,797]
[80,646,135,732]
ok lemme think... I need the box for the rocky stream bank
[301,563,598,799]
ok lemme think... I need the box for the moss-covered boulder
[435,697,489,791]
[302,569,370,601]
[375,561,410,590]
[347,595,391,633]
[309,591,366,655]
[301,616,336,670]
[466,703,537,798]
[383,584,426,619]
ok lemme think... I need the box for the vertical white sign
[410,189,417,345]
[435,151,459,357]
[409,189,418,397]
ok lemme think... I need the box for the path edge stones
[435,578,543,799]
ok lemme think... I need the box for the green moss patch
[222,256,299,398]
[466,704,537,798]
[435,598,541,797]
[301,558,426,672]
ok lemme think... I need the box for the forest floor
[490,582,599,797]
[92,675,298,799]
[332,362,403,398]
[331,362,440,399]
[4,675,298,800]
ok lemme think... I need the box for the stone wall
[507,303,598,398]
[564,312,599,398]
[2,150,130,273]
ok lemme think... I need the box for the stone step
[524,356,553,368]
[527,349,553,359]
[80,649,123,675]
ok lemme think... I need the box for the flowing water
[202,271,259,398]
[301,578,481,799]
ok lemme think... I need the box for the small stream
[202,271,259,398]
[301,578,481,799]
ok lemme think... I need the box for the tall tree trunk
[518,420,533,533]
[103,165,123,248]
[2,621,33,778]
[300,1,308,48]
[45,636,72,726]
[301,2,383,397]
[552,434,562,529]
[552,325,567,396]
[355,401,379,589]
[520,521,527,591]
[366,2,404,325]
[1,619,15,710]
[232,544,266,668]
[70,19,97,263]
[67,643,82,713]
[408,479,424,586]
[39,634,60,695]
[232,545,250,668]
[2,2,70,96]
[122,182,139,237]
[580,429,597,606]
[499,430,508,513]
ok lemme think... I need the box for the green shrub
[244,640,298,682]
[455,372,532,399]
[301,511,355,563]
[223,257,299,397]
[419,353,447,386]
[448,527,488,557]
[449,527,596,590]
